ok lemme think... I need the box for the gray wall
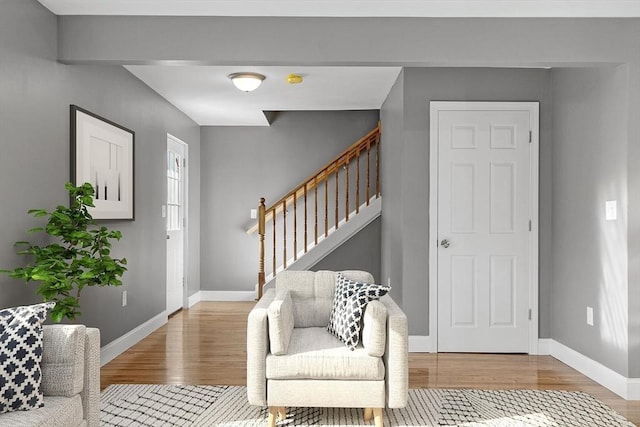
[0,0,201,345]
[381,68,553,336]
[311,217,382,282]
[551,66,629,375]
[200,111,379,291]
[57,17,637,67]
[380,70,405,304]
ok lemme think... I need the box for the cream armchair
[247,270,408,427]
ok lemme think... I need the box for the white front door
[430,102,539,353]
[166,135,187,315]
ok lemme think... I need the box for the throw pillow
[327,273,390,350]
[0,302,55,414]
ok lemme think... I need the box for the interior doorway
[166,134,188,315]
[429,101,539,353]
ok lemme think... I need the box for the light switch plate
[606,200,617,221]
[250,209,257,219]
[587,306,594,326]
[161,205,167,218]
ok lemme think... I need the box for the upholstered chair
[247,270,408,427]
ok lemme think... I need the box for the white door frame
[428,101,540,354]
[167,133,189,310]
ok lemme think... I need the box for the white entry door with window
[429,102,539,353]
[167,135,187,315]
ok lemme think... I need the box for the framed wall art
[70,105,135,220]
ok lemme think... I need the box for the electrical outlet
[587,306,593,326]
[122,290,127,307]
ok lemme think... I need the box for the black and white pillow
[0,302,54,414]
[327,273,390,350]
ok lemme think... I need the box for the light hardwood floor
[101,301,640,425]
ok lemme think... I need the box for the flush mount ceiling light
[228,72,265,92]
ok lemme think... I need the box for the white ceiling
[125,66,402,126]
[37,0,640,17]
[40,0,640,125]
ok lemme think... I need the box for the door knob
[167,235,171,240]
[440,239,450,248]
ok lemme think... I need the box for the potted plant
[1,182,127,322]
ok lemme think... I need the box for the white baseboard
[537,338,552,355]
[195,290,256,302]
[100,311,168,366]
[549,339,640,400]
[409,335,434,353]
[406,336,639,400]
[627,379,640,400]
[187,291,201,308]
[408,336,550,354]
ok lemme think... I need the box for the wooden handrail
[247,122,381,235]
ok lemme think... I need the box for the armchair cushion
[327,273,390,350]
[362,300,387,357]
[0,302,54,414]
[266,327,385,380]
[267,291,294,355]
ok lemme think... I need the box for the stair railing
[249,122,381,299]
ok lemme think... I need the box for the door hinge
[183,217,186,227]
[528,309,532,320]
[183,158,187,168]
[182,277,186,287]
[529,220,532,231]
[529,130,532,143]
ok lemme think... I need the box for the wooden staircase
[248,122,382,299]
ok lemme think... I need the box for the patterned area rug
[101,385,635,426]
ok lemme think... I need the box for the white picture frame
[71,105,135,220]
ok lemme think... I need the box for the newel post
[257,197,266,300]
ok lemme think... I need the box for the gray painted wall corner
[551,66,630,376]
[380,70,405,307]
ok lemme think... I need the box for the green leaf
[50,308,64,323]
[28,209,48,217]
[27,227,44,234]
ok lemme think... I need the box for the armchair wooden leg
[364,408,373,421]
[278,407,286,420]
[268,406,286,426]
[268,407,277,427]
[364,408,383,426]
[373,407,383,427]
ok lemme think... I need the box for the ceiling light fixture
[228,72,265,92]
